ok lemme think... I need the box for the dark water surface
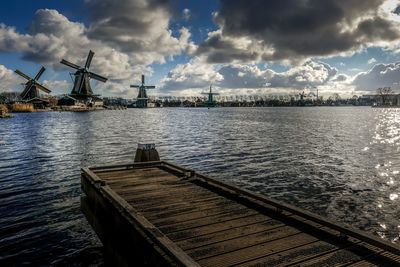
[0,107,399,265]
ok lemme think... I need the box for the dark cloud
[196,32,260,63]
[199,0,400,63]
[394,5,400,15]
[85,0,193,57]
[353,63,400,91]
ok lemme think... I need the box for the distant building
[58,95,103,108]
[361,94,400,106]
[25,97,50,109]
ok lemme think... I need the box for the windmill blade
[213,93,220,95]
[85,50,95,69]
[15,69,32,81]
[60,59,81,70]
[130,85,140,88]
[89,72,107,83]
[144,86,156,89]
[35,83,51,94]
[34,66,46,81]
[20,83,34,99]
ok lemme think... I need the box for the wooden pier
[81,161,400,266]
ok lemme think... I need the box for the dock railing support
[134,143,160,163]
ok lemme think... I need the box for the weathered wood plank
[83,162,400,267]
[116,184,211,199]
[167,214,270,241]
[149,202,249,226]
[177,218,283,250]
[188,225,302,260]
[197,233,319,267]
[107,176,179,188]
[96,168,171,181]
[236,240,344,267]
[125,190,218,208]
[144,198,234,220]
[139,196,223,214]
[159,208,258,233]
[346,251,400,267]
[109,179,191,193]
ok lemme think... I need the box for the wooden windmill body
[15,67,50,101]
[201,85,219,107]
[130,75,156,108]
[60,50,107,106]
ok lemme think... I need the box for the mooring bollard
[134,143,160,162]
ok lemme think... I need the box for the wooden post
[134,143,160,163]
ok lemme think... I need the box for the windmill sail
[60,50,108,98]
[15,67,51,100]
[201,85,219,107]
[15,69,32,81]
[130,74,156,108]
[60,59,80,70]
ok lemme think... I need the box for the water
[0,107,399,265]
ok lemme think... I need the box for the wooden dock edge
[81,161,400,266]
[81,163,200,267]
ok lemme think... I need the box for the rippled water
[1,107,399,265]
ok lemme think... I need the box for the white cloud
[160,59,340,95]
[42,79,71,93]
[160,57,223,93]
[182,8,191,21]
[368,57,377,64]
[353,62,400,91]
[0,65,20,92]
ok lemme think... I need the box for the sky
[1,0,400,98]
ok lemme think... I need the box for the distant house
[58,95,104,109]
[57,95,78,106]
[361,94,400,106]
[25,97,50,109]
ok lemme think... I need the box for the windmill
[60,50,107,100]
[15,66,50,100]
[130,75,156,108]
[299,90,306,101]
[201,85,219,108]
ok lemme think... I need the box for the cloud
[160,58,339,94]
[332,74,349,82]
[368,58,377,64]
[42,79,71,92]
[85,0,196,64]
[182,8,191,21]
[220,61,338,89]
[0,65,20,92]
[0,1,196,96]
[0,9,136,80]
[198,0,400,63]
[353,62,400,91]
[160,57,223,92]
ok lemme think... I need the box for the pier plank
[188,225,302,260]
[81,161,400,267]
[197,233,319,267]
